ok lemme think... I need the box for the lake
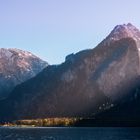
[0,127,140,140]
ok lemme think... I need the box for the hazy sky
[0,0,140,64]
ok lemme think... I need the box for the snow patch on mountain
[0,48,48,99]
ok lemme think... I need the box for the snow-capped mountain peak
[0,48,48,99]
[103,23,140,45]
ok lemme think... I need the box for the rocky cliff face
[1,23,140,121]
[0,48,48,99]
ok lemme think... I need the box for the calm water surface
[0,127,140,140]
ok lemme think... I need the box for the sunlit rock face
[96,23,140,100]
[1,23,140,120]
[0,48,48,99]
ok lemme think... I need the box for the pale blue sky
[0,0,140,64]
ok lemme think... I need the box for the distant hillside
[0,48,48,99]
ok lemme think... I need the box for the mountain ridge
[1,23,140,124]
[0,48,48,99]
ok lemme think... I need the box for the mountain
[102,23,140,44]
[0,48,48,99]
[1,23,140,122]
